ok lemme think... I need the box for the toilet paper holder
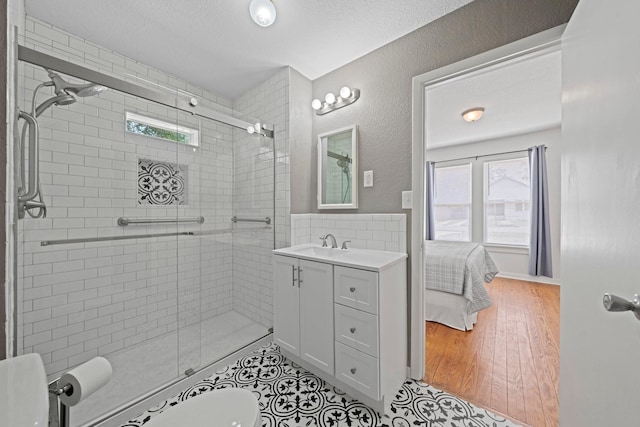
[46,356,112,427]
[48,378,72,427]
[51,381,73,396]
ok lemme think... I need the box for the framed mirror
[318,125,358,209]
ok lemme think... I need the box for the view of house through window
[126,111,200,147]
[433,163,472,241]
[484,157,530,246]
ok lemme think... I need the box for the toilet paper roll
[59,357,112,406]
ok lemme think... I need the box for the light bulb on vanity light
[339,86,352,98]
[325,93,336,105]
[311,99,322,110]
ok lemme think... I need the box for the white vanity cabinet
[273,255,334,375]
[272,244,407,413]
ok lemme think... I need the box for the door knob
[350,367,356,374]
[349,287,356,293]
[603,293,640,320]
[350,327,356,334]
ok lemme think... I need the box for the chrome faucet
[320,233,338,248]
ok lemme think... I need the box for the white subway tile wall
[290,214,407,253]
[16,17,288,381]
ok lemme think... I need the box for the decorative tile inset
[121,343,520,427]
[138,158,188,205]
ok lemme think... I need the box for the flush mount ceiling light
[312,86,361,115]
[249,0,277,27]
[462,107,485,122]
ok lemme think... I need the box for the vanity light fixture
[249,0,277,27]
[312,86,361,115]
[462,107,485,122]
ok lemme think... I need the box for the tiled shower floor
[120,342,521,427]
[72,311,267,426]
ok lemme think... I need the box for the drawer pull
[350,327,356,334]
[349,287,356,293]
[292,265,297,286]
[350,367,357,374]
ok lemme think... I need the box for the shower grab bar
[117,216,205,226]
[17,110,46,219]
[231,216,271,225]
[41,231,195,246]
[17,110,39,201]
[39,228,239,247]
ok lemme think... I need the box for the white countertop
[273,243,407,272]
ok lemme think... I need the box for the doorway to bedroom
[413,29,562,426]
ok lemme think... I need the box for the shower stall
[13,46,275,426]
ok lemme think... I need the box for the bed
[424,241,499,331]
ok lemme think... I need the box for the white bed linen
[424,289,478,331]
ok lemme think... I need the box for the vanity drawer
[334,304,378,357]
[335,342,380,400]
[334,266,378,315]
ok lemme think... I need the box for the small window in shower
[126,111,199,147]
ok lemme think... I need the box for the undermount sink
[294,245,349,258]
[273,243,408,272]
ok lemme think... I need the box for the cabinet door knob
[349,287,356,293]
[350,327,356,334]
[350,367,357,374]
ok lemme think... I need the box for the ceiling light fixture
[312,86,361,115]
[249,0,277,27]
[462,107,485,122]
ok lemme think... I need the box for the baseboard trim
[497,272,560,286]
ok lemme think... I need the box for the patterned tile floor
[121,343,520,427]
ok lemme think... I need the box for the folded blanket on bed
[424,241,499,314]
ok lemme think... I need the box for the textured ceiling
[426,50,561,149]
[24,0,473,99]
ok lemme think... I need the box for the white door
[273,255,300,355]
[560,1,640,425]
[299,259,335,375]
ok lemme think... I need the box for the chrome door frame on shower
[17,46,274,138]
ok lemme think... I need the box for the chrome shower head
[47,69,107,98]
[35,94,76,117]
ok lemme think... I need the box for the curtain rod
[430,145,547,165]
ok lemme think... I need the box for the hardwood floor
[424,277,560,427]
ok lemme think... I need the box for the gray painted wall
[302,0,578,247]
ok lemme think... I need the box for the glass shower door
[15,58,276,427]
[15,63,186,426]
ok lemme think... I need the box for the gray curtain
[528,145,552,277]
[425,161,436,240]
